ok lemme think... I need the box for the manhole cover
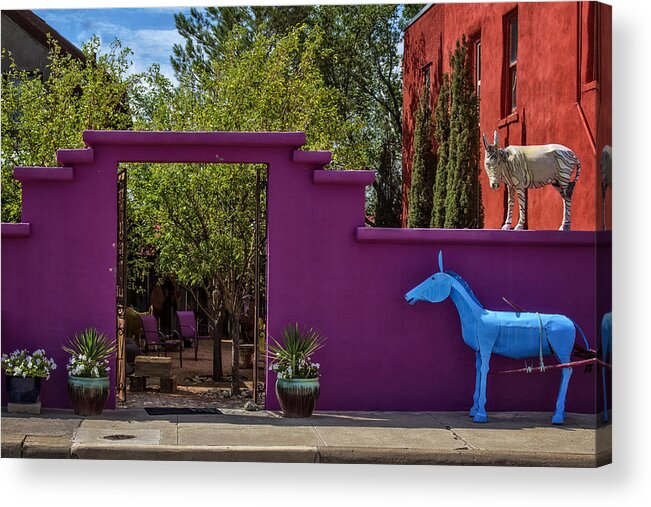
[102,434,137,441]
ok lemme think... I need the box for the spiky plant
[63,328,116,363]
[267,323,325,379]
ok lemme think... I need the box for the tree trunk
[230,313,241,396]
[212,314,223,380]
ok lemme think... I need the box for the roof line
[3,10,85,63]
[404,3,434,31]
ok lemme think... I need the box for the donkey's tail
[571,319,591,350]
[555,149,581,198]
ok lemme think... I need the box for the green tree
[431,74,450,228]
[170,4,424,226]
[370,131,402,227]
[129,26,362,392]
[443,36,483,229]
[1,37,133,222]
[407,91,436,228]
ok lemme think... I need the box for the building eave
[404,3,435,31]
[3,10,86,63]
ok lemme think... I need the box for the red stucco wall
[402,1,612,230]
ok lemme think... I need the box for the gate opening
[116,162,268,410]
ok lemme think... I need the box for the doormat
[145,407,223,415]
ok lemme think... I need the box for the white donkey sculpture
[482,131,581,231]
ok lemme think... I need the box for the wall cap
[57,148,94,165]
[356,227,611,247]
[1,223,31,238]
[83,130,307,148]
[314,170,375,186]
[13,167,74,183]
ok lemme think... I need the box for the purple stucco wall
[1,130,610,414]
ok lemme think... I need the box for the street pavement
[1,408,611,467]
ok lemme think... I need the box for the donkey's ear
[493,130,499,146]
[438,250,444,272]
[482,133,489,150]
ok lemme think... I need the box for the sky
[34,7,193,81]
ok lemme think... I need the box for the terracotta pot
[5,375,42,404]
[67,376,109,416]
[275,377,320,418]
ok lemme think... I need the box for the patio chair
[176,310,211,361]
[139,314,183,367]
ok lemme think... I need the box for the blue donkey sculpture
[405,251,591,424]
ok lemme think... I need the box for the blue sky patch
[35,7,192,81]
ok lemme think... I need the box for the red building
[401,1,611,230]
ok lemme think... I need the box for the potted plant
[63,328,116,416]
[268,323,325,418]
[1,349,57,407]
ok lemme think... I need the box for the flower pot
[275,377,320,418]
[5,375,42,404]
[67,376,110,416]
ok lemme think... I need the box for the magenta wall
[266,161,611,413]
[2,130,610,414]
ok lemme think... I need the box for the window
[586,3,600,83]
[423,64,431,100]
[474,39,482,99]
[504,11,518,114]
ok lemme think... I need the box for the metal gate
[116,168,127,402]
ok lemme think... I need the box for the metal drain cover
[102,434,137,441]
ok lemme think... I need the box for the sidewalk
[1,408,611,467]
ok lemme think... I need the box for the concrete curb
[63,443,610,467]
[71,444,320,463]
[316,446,609,467]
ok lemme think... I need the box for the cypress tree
[443,36,483,229]
[431,74,450,228]
[407,90,437,228]
[373,132,402,227]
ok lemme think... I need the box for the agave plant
[63,328,116,378]
[267,323,325,379]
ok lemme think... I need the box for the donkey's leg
[470,351,481,417]
[552,184,571,231]
[474,353,492,423]
[502,185,514,230]
[514,188,527,230]
[601,366,609,423]
[560,191,572,231]
[552,367,573,424]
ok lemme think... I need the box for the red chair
[176,310,210,361]
[139,314,183,367]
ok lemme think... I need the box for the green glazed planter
[67,376,110,416]
[275,377,320,418]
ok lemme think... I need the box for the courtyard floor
[119,339,266,410]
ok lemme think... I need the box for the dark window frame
[422,63,432,101]
[503,9,518,116]
[586,2,600,84]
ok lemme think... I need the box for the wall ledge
[356,227,611,247]
[13,167,74,183]
[1,223,31,238]
[83,130,307,148]
[293,150,332,165]
[314,170,375,186]
[57,148,94,165]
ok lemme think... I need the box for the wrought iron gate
[116,168,127,401]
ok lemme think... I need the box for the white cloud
[74,20,184,82]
